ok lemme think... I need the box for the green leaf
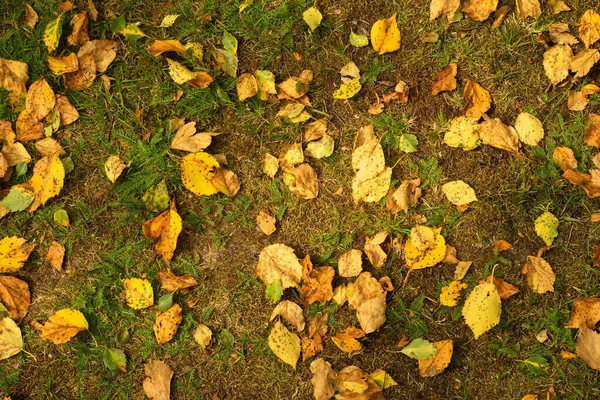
[117,329,130,344]
[142,180,170,212]
[103,347,127,372]
[61,157,74,174]
[302,7,322,32]
[400,338,437,360]
[216,86,232,104]
[43,15,63,54]
[534,211,559,246]
[110,16,126,33]
[15,161,28,177]
[215,49,238,78]
[222,31,238,54]
[266,279,283,304]
[399,134,418,153]
[158,293,173,311]
[349,31,369,47]
[53,209,69,227]
[119,23,146,41]
[0,186,34,211]
[520,355,549,375]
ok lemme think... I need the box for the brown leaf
[368,102,384,115]
[418,339,453,377]
[288,163,319,199]
[15,110,44,142]
[430,0,460,20]
[549,23,579,45]
[442,245,460,264]
[346,272,386,333]
[431,63,457,96]
[24,4,38,29]
[491,6,511,29]
[0,276,30,321]
[142,199,182,264]
[55,95,79,126]
[211,167,240,197]
[336,366,383,398]
[516,0,541,20]
[0,153,7,179]
[553,146,578,171]
[0,58,28,93]
[147,40,187,57]
[594,245,600,267]
[87,0,98,21]
[585,113,600,148]
[269,300,305,331]
[170,122,219,153]
[64,54,96,91]
[548,0,570,14]
[338,249,363,277]
[47,53,79,76]
[463,0,498,21]
[331,326,365,352]
[493,239,512,252]
[563,169,600,198]
[304,118,328,142]
[565,297,600,329]
[154,304,182,344]
[522,256,555,294]
[592,213,600,223]
[482,275,520,299]
[386,178,421,213]
[256,210,276,235]
[301,266,334,306]
[46,241,65,272]
[67,12,89,46]
[364,232,388,268]
[479,114,519,153]
[576,326,600,370]
[143,360,174,400]
[186,71,213,89]
[236,73,258,101]
[58,1,74,11]
[579,9,600,49]
[302,334,324,362]
[158,269,198,292]
[35,138,65,157]
[464,79,491,118]
[310,358,336,400]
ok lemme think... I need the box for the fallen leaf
[0,58,28,93]
[522,255,555,294]
[64,54,96,91]
[430,0,460,20]
[401,338,437,360]
[346,272,387,333]
[87,0,98,21]
[142,199,182,264]
[171,122,219,153]
[364,231,388,268]
[491,5,511,29]
[579,9,600,48]
[77,40,117,73]
[143,360,173,400]
[288,163,319,199]
[576,326,600,370]
[336,366,383,398]
[261,153,279,178]
[563,169,600,198]
[442,180,477,206]
[0,276,30,321]
[482,275,520,299]
[594,245,600,267]
[15,109,43,142]
[256,210,276,235]
[543,44,573,86]
[122,278,154,310]
[302,266,334,306]
[303,7,322,31]
[0,237,35,273]
[236,73,258,101]
[565,297,600,329]
[553,146,577,171]
[0,185,34,213]
[104,155,127,184]
[453,261,472,280]
[193,324,212,349]
[549,0,570,14]
[256,243,303,289]
[515,112,544,146]
[350,31,369,47]
[43,15,63,54]
[310,358,336,400]
[181,152,219,196]
[159,14,179,28]
[0,318,22,360]
[211,167,240,197]
[2,141,31,167]
[24,4,38,29]
[516,0,541,20]
[255,70,276,100]
[440,280,468,307]
[418,340,453,377]
[58,1,74,11]
[305,135,334,159]
[215,49,238,78]
[463,0,499,21]
[47,53,79,76]
[147,40,186,57]
[118,23,146,41]
[387,178,422,213]
[404,226,447,270]
[158,269,198,292]
[370,14,401,55]
[154,303,182,344]
[67,12,89,46]
[571,49,600,78]
[302,314,328,361]
[338,249,362,277]
[464,79,491,119]
[479,114,520,153]
[561,350,577,359]
[333,79,361,99]
[549,23,579,45]
[270,300,305,331]
[585,114,600,148]
[103,347,127,372]
[432,63,457,96]
[331,326,365,353]
[444,116,480,150]
[534,211,559,246]
[279,143,304,171]
[40,308,88,344]
[35,138,64,157]
[142,180,169,213]
[462,282,501,338]
[166,58,195,84]
[269,320,301,369]
[46,241,65,272]
[26,79,55,121]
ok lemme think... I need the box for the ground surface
[1,0,600,399]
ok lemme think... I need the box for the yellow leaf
[268,320,301,369]
[40,308,88,344]
[122,278,154,310]
[404,227,447,270]
[193,324,212,349]
[440,281,467,307]
[255,70,276,100]
[166,58,196,84]
[444,116,480,150]
[514,112,544,146]
[29,152,65,212]
[47,53,79,75]
[303,7,322,32]
[43,15,63,54]
[462,282,501,338]
[463,0,498,21]
[1,141,31,167]
[256,243,303,289]
[430,0,460,20]
[534,211,559,246]
[579,9,600,48]
[0,318,22,360]
[262,153,279,178]
[147,40,187,57]
[26,79,56,121]
[104,155,127,184]
[236,72,258,101]
[0,237,35,274]
[543,44,573,86]
[463,79,491,119]
[154,304,182,344]
[24,4,39,30]
[570,49,600,79]
[67,12,89,46]
[142,199,182,264]
[239,0,253,13]
[330,327,365,352]
[180,152,220,196]
[441,180,478,206]
[370,14,401,55]
[516,0,541,20]
[118,23,146,41]
[15,109,44,142]
[186,71,213,89]
[159,14,179,28]
[0,58,28,93]
[522,256,555,294]
[352,167,392,203]
[333,79,361,99]
[418,339,453,377]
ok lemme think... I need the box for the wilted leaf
[370,14,401,55]
[270,300,305,331]
[269,320,301,369]
[64,55,96,91]
[262,153,279,178]
[364,231,388,268]
[46,241,65,272]
[491,6,511,29]
[563,169,600,198]
[142,199,182,264]
[288,163,319,199]
[256,210,276,235]
[401,338,438,360]
[26,79,55,121]
[236,73,258,101]
[514,112,544,146]
[549,23,578,45]
[171,122,219,153]
[543,44,573,85]
[418,340,453,377]
[78,40,117,73]
[310,358,336,400]
[104,155,127,184]
[522,256,555,294]
[585,113,600,148]
[154,303,182,344]
[142,180,169,212]
[143,360,173,400]
[571,49,600,79]
[24,4,38,29]
[464,79,491,119]
[430,0,460,20]
[0,58,28,93]
[462,282,501,338]
[338,249,363,277]
[442,180,477,206]
[576,326,600,370]
[579,9,600,48]
[386,178,422,213]
[43,15,63,54]
[158,269,198,292]
[553,146,577,171]
[40,308,88,344]
[565,297,600,329]
[35,138,65,157]
[534,211,559,246]
[440,280,468,307]
[549,0,570,14]
[67,12,89,46]
[463,0,498,21]
[303,7,322,31]
[482,276,520,299]
[0,318,22,360]
[302,265,334,305]
[47,53,79,75]
[0,276,30,321]
[257,244,303,290]
[331,326,365,353]
[479,114,520,153]
[432,63,457,96]
[346,272,387,333]
[181,152,219,196]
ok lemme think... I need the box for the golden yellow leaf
[262,153,279,178]
[0,236,35,274]
[180,152,220,196]
[463,0,498,21]
[333,79,361,99]
[24,4,38,29]
[193,324,212,349]
[35,137,65,157]
[0,318,22,361]
[330,327,365,353]
[142,199,182,264]
[104,155,127,184]
[47,53,79,75]
[67,12,89,46]
[26,79,55,121]
[585,113,600,148]
[40,308,88,344]
[570,49,600,78]
[28,153,65,212]
[440,281,468,307]
[516,0,541,20]
[462,282,501,338]
[418,340,453,377]
[154,304,182,344]
[166,58,195,84]
[464,79,491,119]
[143,360,173,400]
[15,109,44,141]
[442,180,478,206]
[565,297,600,329]
[352,167,392,203]
[236,72,258,101]
[522,256,555,294]
[43,15,63,54]
[147,40,187,57]
[579,9,600,48]
[122,278,154,310]
[1,141,31,167]
[279,143,304,171]
[543,44,573,85]
[46,241,65,272]
[478,114,520,153]
[404,227,446,270]
[514,112,544,146]
[301,266,334,306]
[269,320,301,369]
[370,14,401,55]
[444,116,480,150]
[256,243,303,289]
[0,58,28,93]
